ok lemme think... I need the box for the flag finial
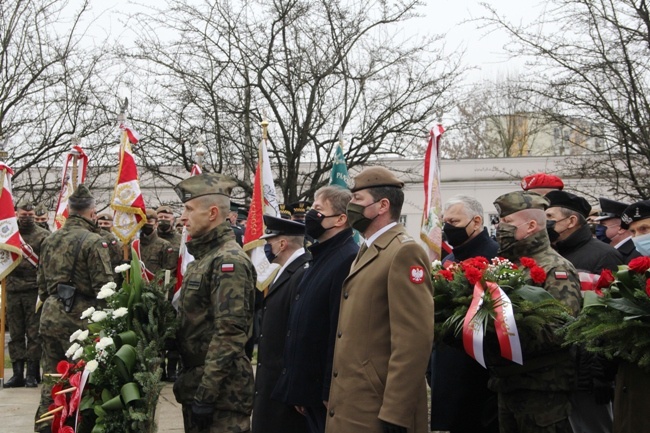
[195,135,206,168]
[260,117,269,140]
[0,136,7,160]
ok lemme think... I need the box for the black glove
[592,378,614,405]
[191,401,215,430]
[381,420,407,433]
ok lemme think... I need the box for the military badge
[410,265,425,284]
[554,271,568,280]
[101,242,108,248]
[221,263,234,272]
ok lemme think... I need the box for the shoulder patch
[101,242,108,248]
[221,263,235,272]
[398,234,414,244]
[555,271,568,280]
[111,240,117,245]
[410,265,425,284]
[167,247,174,253]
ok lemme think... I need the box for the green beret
[15,198,34,211]
[34,203,48,216]
[68,184,94,206]
[494,191,549,217]
[97,213,112,221]
[351,166,404,193]
[156,205,174,215]
[174,173,237,203]
[145,209,158,220]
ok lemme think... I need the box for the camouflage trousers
[498,390,573,433]
[7,289,42,362]
[181,405,250,433]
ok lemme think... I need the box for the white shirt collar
[614,235,633,250]
[364,222,398,247]
[273,247,306,284]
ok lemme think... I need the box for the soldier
[252,215,310,433]
[172,173,256,433]
[34,203,51,232]
[326,168,434,433]
[226,203,244,247]
[520,172,565,196]
[35,185,113,431]
[492,191,582,433]
[95,212,123,272]
[237,206,248,230]
[279,203,292,220]
[4,199,49,389]
[136,209,176,275]
[157,205,182,250]
[595,197,641,263]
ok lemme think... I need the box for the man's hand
[381,420,407,433]
[294,405,307,416]
[191,401,214,430]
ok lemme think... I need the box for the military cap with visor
[594,197,630,222]
[351,166,404,193]
[546,191,592,219]
[174,173,237,203]
[260,215,305,239]
[493,191,550,217]
[621,200,650,229]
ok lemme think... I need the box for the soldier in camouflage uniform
[136,209,177,275]
[491,191,582,433]
[34,185,114,432]
[96,212,124,272]
[157,205,182,250]
[4,200,50,388]
[172,173,256,433]
[34,203,51,232]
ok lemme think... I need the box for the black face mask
[305,209,339,240]
[158,220,172,232]
[546,219,563,243]
[36,221,50,230]
[141,224,155,236]
[18,217,35,230]
[443,221,474,247]
[264,242,277,263]
[595,225,611,244]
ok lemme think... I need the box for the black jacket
[252,251,311,433]
[443,227,499,263]
[272,228,358,406]
[617,237,642,264]
[555,224,623,273]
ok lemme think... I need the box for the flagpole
[0,137,7,386]
[117,100,131,265]
[70,137,80,192]
[196,135,206,171]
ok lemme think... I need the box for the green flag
[330,142,350,188]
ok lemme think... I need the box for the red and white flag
[243,138,280,289]
[0,163,23,279]
[172,163,202,310]
[54,145,88,230]
[421,125,445,262]
[110,123,146,244]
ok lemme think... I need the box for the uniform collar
[186,221,235,259]
[501,229,550,262]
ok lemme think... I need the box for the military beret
[546,191,592,218]
[15,198,34,211]
[351,166,404,193]
[156,205,174,215]
[174,173,237,203]
[145,209,158,220]
[237,207,249,221]
[260,215,305,239]
[34,203,48,215]
[97,212,112,221]
[621,200,650,229]
[279,203,292,220]
[288,200,312,217]
[68,184,94,205]
[520,173,564,191]
[493,191,550,217]
[594,197,630,221]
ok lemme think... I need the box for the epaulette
[398,234,414,243]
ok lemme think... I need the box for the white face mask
[632,232,650,256]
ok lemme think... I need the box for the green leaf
[512,285,554,303]
[606,298,650,317]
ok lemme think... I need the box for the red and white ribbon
[20,242,39,267]
[132,238,155,283]
[578,271,600,291]
[462,281,523,368]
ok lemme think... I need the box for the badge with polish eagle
[410,265,425,284]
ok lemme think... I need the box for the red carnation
[646,279,650,297]
[596,269,615,289]
[520,257,536,268]
[464,266,483,285]
[461,257,488,271]
[530,266,547,284]
[629,257,650,274]
[438,269,454,281]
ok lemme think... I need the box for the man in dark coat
[429,195,499,433]
[252,216,310,433]
[594,197,641,264]
[273,185,358,433]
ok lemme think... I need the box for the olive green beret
[34,203,48,216]
[145,209,158,220]
[15,198,34,211]
[351,166,404,193]
[156,205,174,215]
[68,184,94,205]
[97,213,112,221]
[494,191,549,217]
[174,173,237,203]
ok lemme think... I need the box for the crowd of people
[2,167,649,433]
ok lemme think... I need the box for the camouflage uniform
[35,214,113,429]
[99,227,123,269]
[5,220,49,387]
[159,225,182,250]
[172,221,256,433]
[491,191,582,433]
[34,203,51,232]
[138,229,177,275]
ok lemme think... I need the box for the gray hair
[444,195,483,221]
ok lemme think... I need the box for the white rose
[100,282,117,291]
[76,330,89,341]
[112,307,128,319]
[115,264,131,273]
[97,287,116,300]
[80,306,95,320]
[72,347,84,360]
[90,311,108,323]
[96,337,114,350]
[69,329,83,342]
[66,342,81,358]
[431,260,442,269]
[85,360,99,373]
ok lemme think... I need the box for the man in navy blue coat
[273,186,358,433]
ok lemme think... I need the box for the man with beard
[491,191,582,433]
[4,199,49,389]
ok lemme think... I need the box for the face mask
[305,209,339,240]
[546,220,560,243]
[36,221,49,230]
[264,242,278,263]
[443,221,474,247]
[18,217,35,229]
[595,225,611,244]
[632,233,650,256]
[158,220,172,232]
[346,201,379,233]
[141,224,155,236]
[496,223,520,253]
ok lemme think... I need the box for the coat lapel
[347,224,403,279]
[266,253,310,297]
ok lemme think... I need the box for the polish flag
[421,125,445,262]
[54,145,88,230]
[0,163,23,279]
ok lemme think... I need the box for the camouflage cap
[97,212,112,221]
[156,205,174,215]
[145,209,158,220]
[546,190,592,218]
[68,184,94,205]
[621,200,650,229]
[15,198,34,211]
[174,173,237,203]
[493,191,550,217]
[34,202,48,215]
[351,166,404,193]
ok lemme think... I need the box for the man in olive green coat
[35,185,114,432]
[4,199,49,388]
[172,173,256,433]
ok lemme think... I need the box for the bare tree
[480,0,650,200]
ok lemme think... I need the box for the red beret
[520,173,564,191]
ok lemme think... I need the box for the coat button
[337,331,342,338]
[295,294,300,300]
[343,292,348,299]
[282,368,286,374]
[264,306,267,311]
[287,330,291,337]
[333,370,338,377]
[329,409,335,417]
